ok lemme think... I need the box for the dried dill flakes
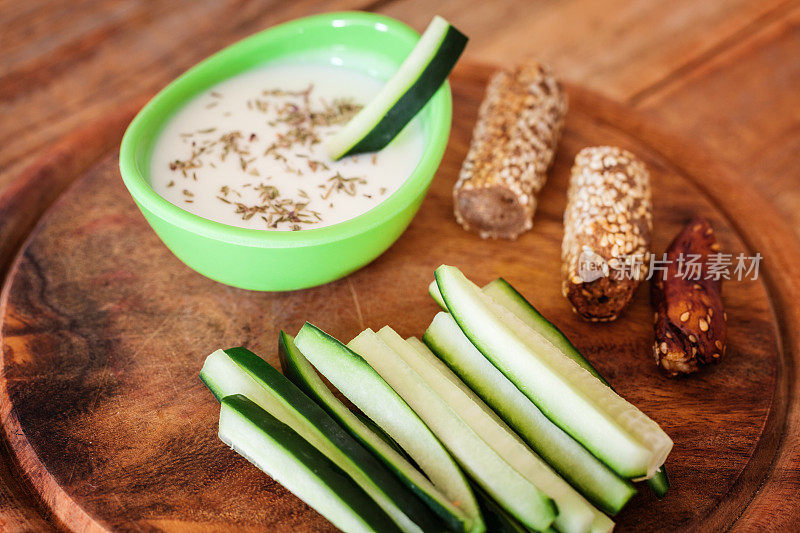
[231,189,322,228]
[163,81,385,231]
[219,130,249,162]
[256,183,280,202]
[307,159,329,172]
[321,172,368,199]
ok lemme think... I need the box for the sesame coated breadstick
[562,146,652,321]
[453,60,567,240]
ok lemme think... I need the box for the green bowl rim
[119,11,452,248]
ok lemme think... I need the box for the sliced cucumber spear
[480,278,671,497]
[219,394,399,533]
[327,15,467,159]
[434,265,673,480]
[470,482,555,533]
[647,466,670,499]
[482,279,600,377]
[428,278,606,379]
[397,331,613,533]
[344,328,558,532]
[200,347,440,533]
[278,332,480,533]
[431,278,670,496]
[423,311,635,516]
[292,324,485,532]
[294,322,553,531]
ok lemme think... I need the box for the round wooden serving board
[1,64,798,532]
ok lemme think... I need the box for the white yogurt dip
[150,61,425,230]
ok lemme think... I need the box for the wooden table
[1,1,798,530]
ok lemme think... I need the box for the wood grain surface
[1,0,798,238]
[0,64,795,531]
[2,1,799,530]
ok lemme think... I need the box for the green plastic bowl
[120,12,452,291]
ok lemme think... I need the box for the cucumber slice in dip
[434,265,673,480]
[327,15,467,159]
[200,347,440,533]
[278,332,481,533]
[218,394,399,533]
[346,328,557,532]
[423,311,635,516]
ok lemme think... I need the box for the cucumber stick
[431,277,670,493]
[396,331,612,533]
[429,279,600,379]
[219,394,399,533]
[293,324,485,531]
[423,311,635,515]
[278,332,480,533]
[327,15,467,159]
[435,265,673,479]
[647,466,670,499]
[482,279,601,378]
[200,347,439,533]
[478,279,670,496]
[344,330,558,532]
[471,482,539,533]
